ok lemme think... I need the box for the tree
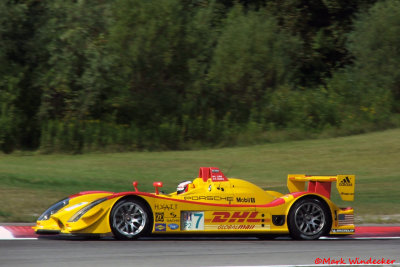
[36,0,113,121]
[0,1,41,152]
[108,0,189,128]
[207,5,302,123]
[266,0,377,86]
[347,0,400,113]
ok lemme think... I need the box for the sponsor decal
[205,224,269,231]
[168,223,179,230]
[182,211,205,231]
[154,204,177,211]
[155,223,166,232]
[339,177,353,186]
[236,197,255,203]
[338,214,354,226]
[217,225,255,230]
[165,212,179,223]
[183,196,234,203]
[331,229,355,233]
[210,168,227,181]
[211,211,261,223]
[155,212,164,222]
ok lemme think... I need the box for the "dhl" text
[211,211,261,223]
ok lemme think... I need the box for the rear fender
[285,193,334,235]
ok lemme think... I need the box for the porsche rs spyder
[34,167,355,240]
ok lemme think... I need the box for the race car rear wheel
[288,198,331,240]
[110,198,152,240]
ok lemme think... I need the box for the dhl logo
[211,211,261,223]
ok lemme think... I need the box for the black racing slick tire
[288,198,331,240]
[110,198,152,240]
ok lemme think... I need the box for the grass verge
[1,129,399,222]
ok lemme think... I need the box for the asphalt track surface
[1,234,399,267]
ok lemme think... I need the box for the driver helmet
[177,181,192,194]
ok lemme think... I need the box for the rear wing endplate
[287,174,355,201]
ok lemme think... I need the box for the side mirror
[132,181,139,192]
[153,182,163,195]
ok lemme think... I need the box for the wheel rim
[112,202,147,237]
[294,202,325,236]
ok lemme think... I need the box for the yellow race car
[34,167,355,240]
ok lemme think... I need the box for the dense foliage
[1,0,399,153]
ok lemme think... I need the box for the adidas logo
[339,176,353,186]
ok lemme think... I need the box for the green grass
[1,129,399,222]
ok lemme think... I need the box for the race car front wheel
[288,198,331,240]
[110,198,152,240]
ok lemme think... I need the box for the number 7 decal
[194,212,203,228]
[182,211,204,231]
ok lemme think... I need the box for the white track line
[0,240,37,241]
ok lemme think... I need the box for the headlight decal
[37,198,70,221]
[68,198,107,222]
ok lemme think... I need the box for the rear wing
[287,174,355,201]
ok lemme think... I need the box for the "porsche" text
[184,196,234,202]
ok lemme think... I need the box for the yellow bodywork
[34,170,355,237]
[287,174,355,201]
